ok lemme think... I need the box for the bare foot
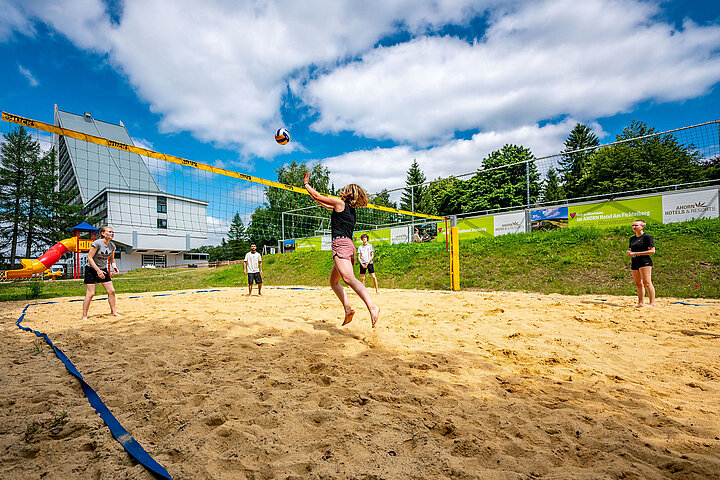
[82,316,88,321]
[375,290,380,294]
[342,309,355,326]
[370,305,380,328]
[634,303,644,308]
[111,312,121,317]
[646,303,656,308]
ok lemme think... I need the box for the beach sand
[1,287,719,479]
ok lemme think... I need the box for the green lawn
[1,217,718,302]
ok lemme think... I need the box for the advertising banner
[282,239,295,253]
[295,236,322,251]
[662,189,719,223]
[354,228,392,246]
[321,235,332,251]
[531,207,568,231]
[569,196,663,228]
[494,211,526,236]
[456,216,494,239]
[391,226,410,244]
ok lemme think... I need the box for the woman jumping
[303,171,380,327]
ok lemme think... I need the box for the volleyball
[275,128,290,145]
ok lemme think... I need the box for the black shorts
[631,256,653,270]
[84,267,112,284]
[359,263,375,274]
[248,272,263,284]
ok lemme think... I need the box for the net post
[449,216,460,291]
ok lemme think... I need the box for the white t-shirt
[358,243,374,264]
[244,251,262,273]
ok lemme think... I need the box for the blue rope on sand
[674,301,710,306]
[14,296,203,479]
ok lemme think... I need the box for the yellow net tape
[2,111,442,220]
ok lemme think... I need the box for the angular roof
[55,107,161,204]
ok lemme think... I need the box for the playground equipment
[43,267,64,279]
[0,237,92,281]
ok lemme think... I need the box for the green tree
[246,161,332,245]
[399,159,426,212]
[0,126,39,268]
[418,177,464,216]
[542,168,565,204]
[700,156,720,182]
[369,189,395,208]
[577,120,704,196]
[559,123,599,199]
[23,149,58,257]
[462,144,541,212]
[227,212,249,260]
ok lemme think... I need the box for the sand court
[1,287,719,479]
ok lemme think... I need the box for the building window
[157,196,167,213]
[142,254,166,268]
[183,253,209,261]
[157,218,167,229]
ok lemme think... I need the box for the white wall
[106,190,208,251]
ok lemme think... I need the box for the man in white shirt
[243,244,263,296]
[357,234,379,294]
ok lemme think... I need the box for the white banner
[494,211,526,236]
[391,226,410,244]
[321,235,332,251]
[662,189,719,223]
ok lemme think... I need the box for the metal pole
[281,212,285,244]
[411,185,415,231]
[526,159,530,207]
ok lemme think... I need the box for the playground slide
[2,238,78,280]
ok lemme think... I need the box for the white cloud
[301,0,720,144]
[18,64,39,86]
[4,0,485,158]
[320,118,599,194]
[4,0,720,184]
[0,0,34,40]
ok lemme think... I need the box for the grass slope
[1,218,718,302]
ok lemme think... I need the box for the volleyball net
[0,111,443,261]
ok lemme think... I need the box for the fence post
[449,216,460,291]
[526,159,530,207]
[281,212,285,244]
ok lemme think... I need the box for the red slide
[2,238,78,280]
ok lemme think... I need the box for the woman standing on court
[303,171,380,327]
[625,219,656,307]
[82,226,121,320]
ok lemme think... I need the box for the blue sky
[2,0,720,201]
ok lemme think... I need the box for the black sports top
[331,202,356,239]
[629,233,654,268]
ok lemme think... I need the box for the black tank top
[331,202,356,239]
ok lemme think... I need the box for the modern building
[54,106,209,270]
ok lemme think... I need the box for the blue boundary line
[14,288,223,479]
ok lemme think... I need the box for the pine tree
[227,212,249,259]
[542,168,565,203]
[0,126,39,268]
[559,123,599,199]
[399,159,426,212]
